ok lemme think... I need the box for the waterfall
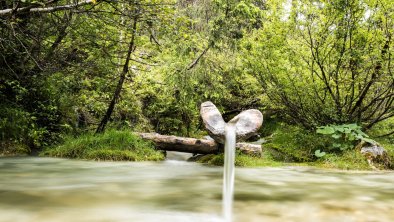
[223,123,236,222]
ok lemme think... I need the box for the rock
[360,143,392,169]
[200,101,263,144]
[187,154,207,162]
[230,109,263,142]
[200,101,226,143]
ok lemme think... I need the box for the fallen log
[137,133,262,155]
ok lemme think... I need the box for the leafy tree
[0,1,81,147]
[139,0,266,136]
[243,0,393,129]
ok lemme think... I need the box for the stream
[0,156,393,222]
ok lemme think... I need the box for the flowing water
[1,157,394,222]
[223,124,236,222]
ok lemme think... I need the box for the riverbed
[0,157,393,222]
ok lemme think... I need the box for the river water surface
[0,157,393,222]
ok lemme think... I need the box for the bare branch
[187,47,209,70]
[0,0,96,17]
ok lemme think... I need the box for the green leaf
[343,123,358,130]
[343,128,352,134]
[316,126,335,135]
[355,129,368,137]
[335,126,345,133]
[348,133,356,141]
[331,134,341,139]
[355,134,364,140]
[332,143,341,148]
[361,138,377,145]
[339,144,350,151]
[315,149,326,157]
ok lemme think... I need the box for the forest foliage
[0,0,393,159]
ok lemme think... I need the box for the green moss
[40,129,164,161]
[196,150,374,170]
[235,154,285,167]
[366,117,394,168]
[197,151,286,167]
[311,150,371,170]
[375,138,394,169]
[196,122,389,170]
[267,124,329,162]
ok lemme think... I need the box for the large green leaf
[316,126,335,135]
[331,134,341,139]
[361,138,377,145]
[342,123,358,130]
[314,149,326,158]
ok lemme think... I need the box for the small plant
[315,123,376,157]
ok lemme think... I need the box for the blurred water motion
[0,157,393,222]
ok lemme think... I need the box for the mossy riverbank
[2,127,393,171]
[194,139,394,170]
[39,130,165,161]
[194,150,373,170]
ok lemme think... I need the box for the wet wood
[137,133,262,155]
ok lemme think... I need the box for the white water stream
[1,157,394,222]
[223,124,236,222]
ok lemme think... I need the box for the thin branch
[377,130,394,138]
[187,46,209,70]
[0,0,97,16]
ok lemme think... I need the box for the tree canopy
[0,0,393,151]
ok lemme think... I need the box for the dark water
[0,157,393,222]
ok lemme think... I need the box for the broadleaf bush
[316,124,376,157]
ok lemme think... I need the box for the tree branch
[187,46,209,70]
[0,0,96,16]
[377,130,394,138]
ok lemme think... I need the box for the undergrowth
[197,121,394,170]
[40,129,164,161]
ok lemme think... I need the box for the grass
[40,129,165,161]
[0,141,30,156]
[379,138,394,157]
[196,150,373,170]
[196,152,286,167]
[311,150,371,170]
[197,121,394,170]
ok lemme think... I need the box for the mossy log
[137,133,262,155]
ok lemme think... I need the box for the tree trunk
[95,16,138,134]
[137,133,262,155]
